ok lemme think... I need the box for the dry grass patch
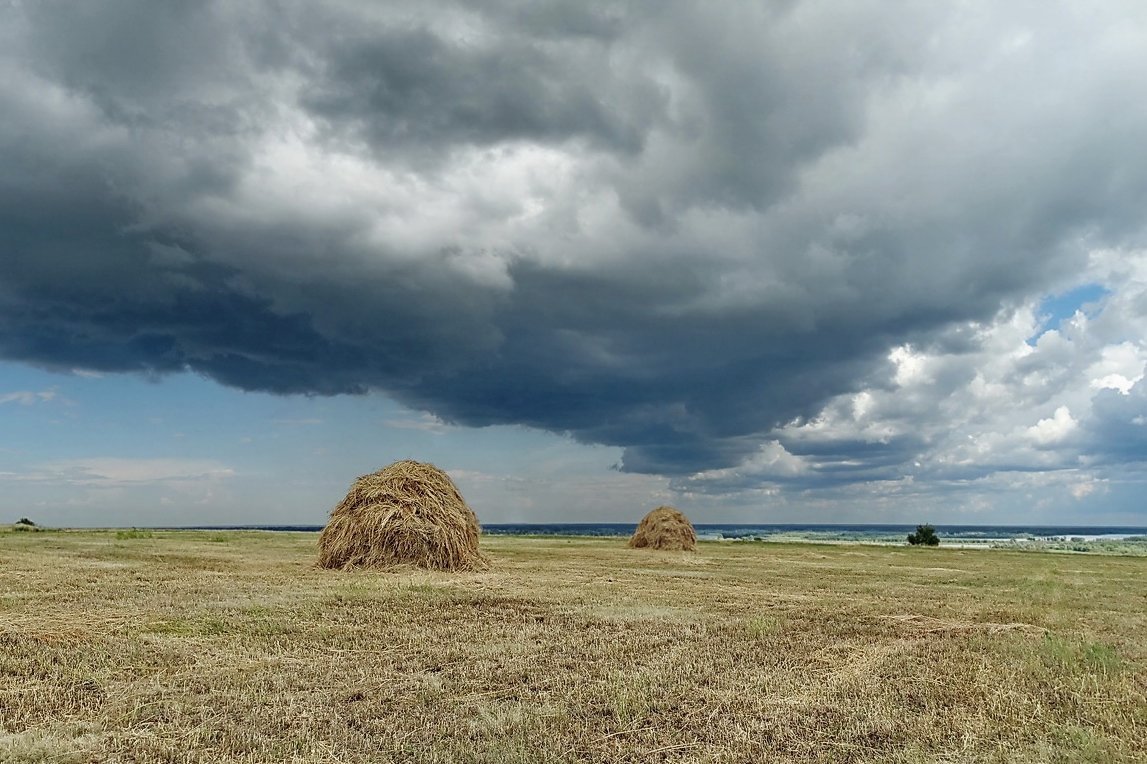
[0,531,1144,762]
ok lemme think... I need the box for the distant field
[0,532,1144,763]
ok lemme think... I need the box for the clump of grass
[745,614,783,638]
[1040,634,1123,676]
[608,673,654,728]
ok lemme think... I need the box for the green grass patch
[114,529,154,540]
[744,614,783,638]
[1040,633,1124,675]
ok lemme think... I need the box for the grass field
[0,531,1144,763]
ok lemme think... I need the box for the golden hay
[628,505,697,551]
[317,460,487,571]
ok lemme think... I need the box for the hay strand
[317,460,487,571]
[628,506,697,551]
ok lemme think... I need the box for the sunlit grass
[0,531,1143,762]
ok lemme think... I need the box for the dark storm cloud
[302,26,658,156]
[3,1,1147,480]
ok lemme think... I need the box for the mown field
[0,531,1144,763]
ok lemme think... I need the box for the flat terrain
[0,531,1144,763]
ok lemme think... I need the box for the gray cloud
[303,26,658,157]
[3,1,1147,484]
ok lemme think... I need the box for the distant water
[484,523,1147,543]
[181,523,1147,543]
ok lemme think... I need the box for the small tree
[15,517,36,527]
[907,524,939,546]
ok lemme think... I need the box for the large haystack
[318,460,487,571]
[628,505,697,551]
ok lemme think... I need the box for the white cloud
[690,248,1147,511]
[26,458,235,486]
[0,389,57,406]
[1070,478,1106,500]
[1087,342,1144,394]
[687,441,808,490]
[889,345,930,387]
[1026,406,1077,446]
[382,412,453,433]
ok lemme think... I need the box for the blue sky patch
[1030,283,1110,344]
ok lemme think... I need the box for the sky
[2,1,1147,528]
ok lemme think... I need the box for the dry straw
[628,505,697,551]
[317,460,487,571]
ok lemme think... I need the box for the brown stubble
[0,531,1144,763]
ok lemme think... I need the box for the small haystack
[318,460,487,571]
[628,505,697,551]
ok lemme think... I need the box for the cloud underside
[2,1,1147,489]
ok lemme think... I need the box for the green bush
[907,524,940,546]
